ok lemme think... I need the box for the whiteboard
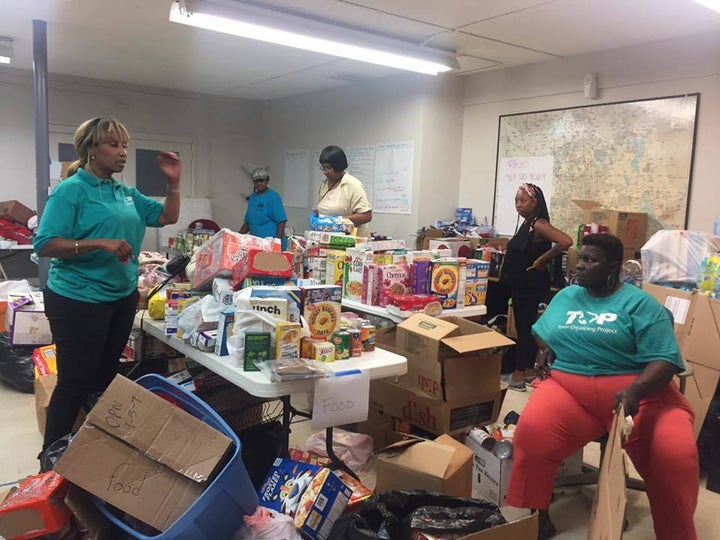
[373,141,413,214]
[284,149,310,208]
[157,197,213,250]
[346,145,375,205]
[494,156,554,236]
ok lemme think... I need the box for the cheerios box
[377,264,411,308]
[301,285,341,340]
[258,458,352,540]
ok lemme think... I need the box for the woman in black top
[501,183,572,391]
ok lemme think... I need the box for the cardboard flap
[572,199,602,210]
[398,314,458,340]
[375,436,426,454]
[380,440,455,479]
[434,435,474,478]
[441,332,515,354]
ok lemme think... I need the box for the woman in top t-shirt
[315,145,372,237]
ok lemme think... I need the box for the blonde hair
[66,117,131,177]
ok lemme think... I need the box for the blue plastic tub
[93,373,259,540]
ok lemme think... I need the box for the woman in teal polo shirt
[239,167,287,248]
[34,117,181,453]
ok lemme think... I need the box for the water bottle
[714,217,720,237]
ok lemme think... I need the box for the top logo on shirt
[560,310,619,334]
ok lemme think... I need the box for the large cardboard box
[55,375,233,532]
[678,293,720,371]
[387,314,513,401]
[682,361,720,440]
[34,375,85,435]
[375,434,473,498]
[642,282,693,339]
[369,378,503,435]
[573,200,647,249]
[588,408,628,540]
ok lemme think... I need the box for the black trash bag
[239,420,284,489]
[331,490,507,540]
[0,333,35,393]
[39,433,73,473]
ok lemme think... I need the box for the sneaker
[506,378,527,392]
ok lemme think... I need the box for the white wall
[0,69,263,249]
[459,31,720,235]
[262,73,464,243]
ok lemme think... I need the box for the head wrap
[251,167,269,180]
[518,183,540,200]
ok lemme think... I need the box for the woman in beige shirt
[315,145,372,237]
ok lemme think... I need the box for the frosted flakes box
[301,285,342,340]
[343,247,373,302]
[258,458,352,540]
[377,264,411,308]
[430,259,461,309]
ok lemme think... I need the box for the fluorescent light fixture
[694,0,720,13]
[0,37,12,64]
[169,0,456,75]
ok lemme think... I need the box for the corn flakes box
[301,285,342,340]
[325,250,346,287]
[275,321,301,359]
[257,458,352,540]
[430,259,461,309]
[343,247,373,302]
[377,264,411,308]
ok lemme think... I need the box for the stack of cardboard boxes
[573,200,648,260]
[368,314,513,441]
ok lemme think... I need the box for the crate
[94,374,258,539]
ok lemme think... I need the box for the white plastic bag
[226,288,281,364]
[302,428,374,472]
[176,294,224,339]
[641,230,720,285]
[237,507,300,540]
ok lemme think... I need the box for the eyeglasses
[319,164,333,171]
[252,177,268,182]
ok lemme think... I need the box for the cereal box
[325,250,346,287]
[362,264,379,306]
[464,279,488,306]
[301,285,342,340]
[250,286,302,324]
[411,260,432,294]
[377,264,411,308]
[466,259,490,280]
[275,321,301,360]
[258,458,352,540]
[430,259,461,309]
[343,247,373,302]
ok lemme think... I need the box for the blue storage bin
[94,373,259,540]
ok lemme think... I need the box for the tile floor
[2,380,719,539]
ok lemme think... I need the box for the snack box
[250,286,302,324]
[301,285,342,340]
[276,321,301,360]
[250,298,288,321]
[257,458,351,540]
[244,332,271,370]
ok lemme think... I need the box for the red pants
[505,371,698,540]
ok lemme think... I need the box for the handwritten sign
[373,141,413,214]
[346,145,375,204]
[312,371,370,430]
[494,156,554,235]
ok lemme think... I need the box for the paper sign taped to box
[312,371,369,430]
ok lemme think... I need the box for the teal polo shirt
[34,168,164,302]
[532,284,684,376]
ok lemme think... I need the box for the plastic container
[94,373,258,540]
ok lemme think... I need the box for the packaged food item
[362,264,379,306]
[387,293,439,312]
[377,264,411,308]
[311,341,336,363]
[325,250,346,287]
[343,247,373,302]
[250,298,288,321]
[276,321,302,360]
[348,329,362,357]
[430,259,461,309]
[244,332,272,370]
[333,331,350,360]
[411,260,432,294]
[250,286,302,324]
[301,285,342,340]
[360,324,376,352]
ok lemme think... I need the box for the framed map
[493,94,699,238]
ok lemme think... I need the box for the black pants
[511,289,548,373]
[42,286,139,450]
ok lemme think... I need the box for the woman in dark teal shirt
[34,117,181,453]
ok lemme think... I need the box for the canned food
[492,439,514,460]
[333,331,350,360]
[360,324,376,352]
[348,329,362,357]
[468,427,496,451]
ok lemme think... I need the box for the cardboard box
[388,314,513,401]
[572,199,647,249]
[0,200,36,226]
[369,379,503,435]
[678,293,720,371]
[428,238,474,257]
[588,408,627,540]
[458,513,537,539]
[6,292,52,346]
[682,361,720,439]
[642,283,693,339]
[34,375,85,435]
[375,434,473,498]
[55,375,233,531]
